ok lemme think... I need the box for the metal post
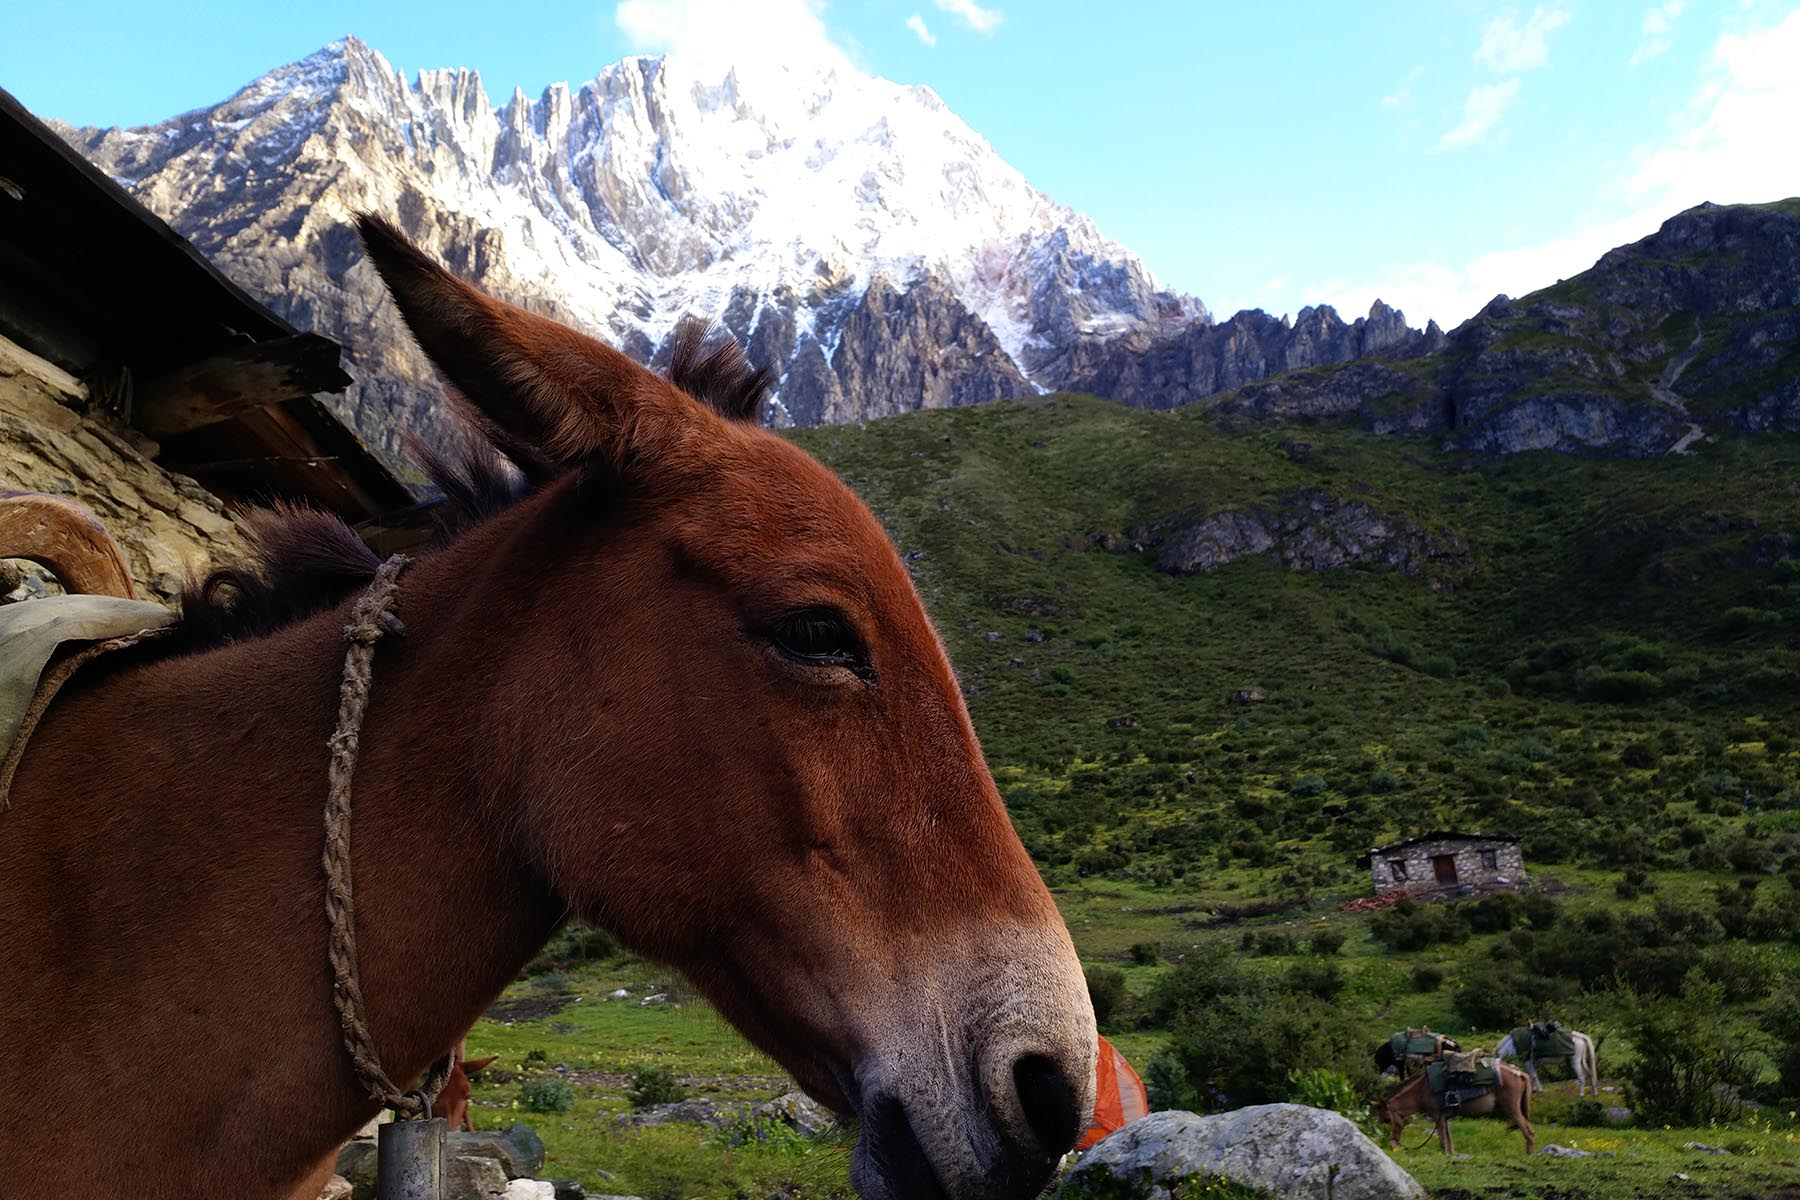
[378,1117,446,1200]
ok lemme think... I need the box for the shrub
[520,1076,576,1113]
[1520,893,1561,929]
[1284,1067,1362,1118]
[1144,1050,1199,1112]
[1452,962,1560,1030]
[1412,964,1449,992]
[1466,893,1521,932]
[628,1065,687,1110]
[1762,992,1800,1103]
[1086,965,1128,1029]
[1308,929,1348,956]
[1612,973,1766,1125]
[1284,962,1345,1002]
[1370,900,1470,952]
[1129,941,1163,966]
[1165,991,1358,1109]
[1576,668,1662,702]
[1563,1098,1614,1127]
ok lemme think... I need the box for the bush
[1144,1051,1199,1112]
[1086,965,1128,1029]
[1370,899,1470,952]
[1308,929,1348,956]
[1129,941,1163,966]
[1284,1067,1362,1118]
[1612,973,1767,1125]
[520,1076,576,1113]
[1412,964,1449,992]
[1452,962,1560,1030]
[1762,992,1800,1103]
[1563,1098,1614,1127]
[1466,893,1521,932]
[1165,991,1358,1109]
[1284,962,1346,1002]
[1520,893,1561,929]
[628,1065,687,1110]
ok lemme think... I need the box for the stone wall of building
[1370,837,1525,896]
[0,333,243,603]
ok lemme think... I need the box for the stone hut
[1359,832,1524,898]
[0,86,418,601]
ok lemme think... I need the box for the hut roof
[1357,831,1519,869]
[0,86,417,532]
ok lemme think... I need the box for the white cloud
[613,0,855,77]
[932,0,1003,35]
[1475,5,1572,73]
[1630,0,1687,66]
[1320,7,1800,329]
[905,12,937,45]
[1434,78,1520,150]
[1381,66,1425,110]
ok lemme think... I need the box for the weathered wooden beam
[134,333,353,438]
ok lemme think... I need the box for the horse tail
[1374,1043,1396,1073]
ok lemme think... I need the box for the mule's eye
[763,609,873,681]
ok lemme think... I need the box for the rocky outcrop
[1060,1106,1424,1200]
[52,37,1199,453]
[334,1124,549,1200]
[1215,199,1800,457]
[795,274,1033,424]
[0,335,242,602]
[1065,301,1445,411]
[1136,490,1471,588]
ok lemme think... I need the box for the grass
[462,397,1800,1197]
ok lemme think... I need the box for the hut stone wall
[1,333,242,602]
[1370,836,1525,897]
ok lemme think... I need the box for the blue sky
[4,0,1798,327]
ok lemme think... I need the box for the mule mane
[174,318,770,651]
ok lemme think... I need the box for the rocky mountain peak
[54,38,1200,459]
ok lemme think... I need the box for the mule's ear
[356,214,680,464]
[465,1055,499,1075]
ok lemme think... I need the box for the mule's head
[359,218,1096,1199]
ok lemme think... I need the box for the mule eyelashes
[760,609,875,683]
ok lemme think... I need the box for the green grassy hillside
[462,396,1800,1198]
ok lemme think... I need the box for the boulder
[751,1091,838,1137]
[334,1138,378,1200]
[446,1155,509,1199]
[502,1181,557,1200]
[316,1175,353,1200]
[1060,1106,1424,1200]
[447,1124,547,1179]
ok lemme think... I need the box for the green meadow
[464,397,1800,1198]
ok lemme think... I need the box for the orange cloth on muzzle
[1076,1034,1149,1151]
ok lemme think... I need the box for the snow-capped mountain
[57,37,1201,457]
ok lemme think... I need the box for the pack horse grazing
[1496,1021,1599,1096]
[0,216,1097,1200]
[1374,1058,1536,1157]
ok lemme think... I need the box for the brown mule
[432,1041,500,1132]
[0,215,1096,1200]
[1373,1061,1536,1156]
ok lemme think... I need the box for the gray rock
[1145,490,1472,588]
[751,1091,838,1137]
[1536,1144,1593,1158]
[1686,1141,1730,1155]
[446,1155,509,1200]
[1061,1106,1424,1200]
[614,1096,743,1128]
[334,1139,378,1200]
[316,1175,353,1200]
[446,1124,546,1179]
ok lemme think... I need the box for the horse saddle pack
[0,594,175,808]
[1389,1029,1444,1058]
[1428,1052,1500,1107]
[1512,1022,1577,1059]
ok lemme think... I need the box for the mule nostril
[1012,1053,1082,1155]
